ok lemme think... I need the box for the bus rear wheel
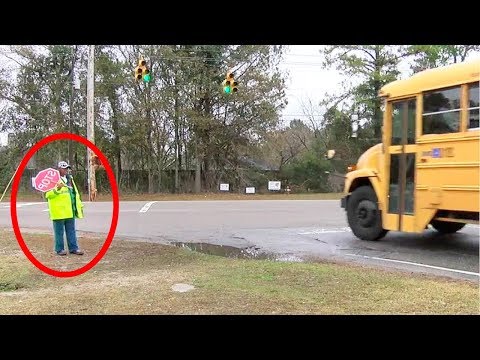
[347,185,387,241]
[430,220,466,234]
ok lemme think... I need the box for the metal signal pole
[86,45,96,201]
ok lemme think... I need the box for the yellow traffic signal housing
[134,57,151,82]
[223,71,238,94]
[134,66,143,80]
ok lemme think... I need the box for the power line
[0,48,327,66]
[280,114,325,117]
[0,56,326,68]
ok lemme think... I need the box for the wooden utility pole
[86,45,96,201]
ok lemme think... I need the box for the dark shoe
[56,250,67,256]
[70,249,84,255]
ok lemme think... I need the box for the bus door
[386,97,417,232]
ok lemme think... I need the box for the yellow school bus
[339,59,479,241]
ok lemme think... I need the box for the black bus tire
[347,185,387,241]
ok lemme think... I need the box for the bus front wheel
[430,220,466,234]
[347,185,387,241]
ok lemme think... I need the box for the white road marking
[345,253,480,277]
[299,224,479,235]
[139,201,158,213]
[299,227,351,235]
[1,202,45,209]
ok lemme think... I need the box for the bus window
[388,155,400,213]
[422,86,461,134]
[391,106,402,145]
[404,153,415,215]
[468,82,479,130]
[391,99,416,145]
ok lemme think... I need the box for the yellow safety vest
[45,177,84,220]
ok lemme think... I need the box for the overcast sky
[279,45,343,125]
[279,45,479,127]
[0,132,6,146]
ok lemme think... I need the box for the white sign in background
[219,183,230,191]
[245,187,255,194]
[268,181,281,191]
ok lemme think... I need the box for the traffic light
[223,71,238,94]
[232,79,238,93]
[134,58,144,81]
[223,71,233,93]
[142,67,151,82]
[134,57,151,83]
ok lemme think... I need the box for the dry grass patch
[0,228,477,315]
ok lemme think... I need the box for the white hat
[58,161,71,169]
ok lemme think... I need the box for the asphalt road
[1,200,478,281]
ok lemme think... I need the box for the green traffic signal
[143,73,151,83]
[223,85,231,94]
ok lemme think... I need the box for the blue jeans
[53,218,79,253]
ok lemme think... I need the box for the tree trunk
[174,89,180,193]
[68,46,77,167]
[111,103,122,185]
[194,138,201,193]
[157,165,162,193]
[146,107,154,194]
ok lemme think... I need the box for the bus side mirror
[325,149,336,160]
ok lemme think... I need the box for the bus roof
[379,58,480,98]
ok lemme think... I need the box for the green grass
[0,229,477,315]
